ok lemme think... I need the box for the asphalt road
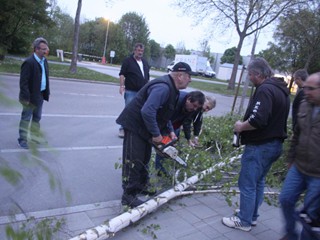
[0,71,246,218]
[0,74,125,216]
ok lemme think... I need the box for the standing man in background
[118,43,150,138]
[18,37,50,149]
[222,57,290,232]
[291,69,308,130]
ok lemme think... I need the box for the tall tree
[0,0,52,58]
[164,44,176,64]
[220,47,243,65]
[40,6,74,54]
[174,0,306,90]
[273,4,320,73]
[149,39,161,61]
[69,0,82,74]
[118,12,150,56]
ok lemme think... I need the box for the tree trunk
[227,36,245,90]
[69,0,82,74]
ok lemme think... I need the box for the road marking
[0,113,118,118]
[0,145,122,153]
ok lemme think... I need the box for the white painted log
[69,155,240,240]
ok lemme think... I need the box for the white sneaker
[235,209,257,226]
[222,216,252,232]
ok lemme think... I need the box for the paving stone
[177,230,211,240]
[186,203,219,220]
[254,229,283,240]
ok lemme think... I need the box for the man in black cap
[116,62,193,208]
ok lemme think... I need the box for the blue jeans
[119,90,137,130]
[279,165,320,240]
[237,139,282,227]
[18,101,43,143]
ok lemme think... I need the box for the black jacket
[116,75,179,140]
[19,54,50,105]
[292,88,305,130]
[240,77,290,145]
[119,54,150,91]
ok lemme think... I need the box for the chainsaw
[152,136,187,167]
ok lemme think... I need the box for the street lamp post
[101,18,110,64]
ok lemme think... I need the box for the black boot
[121,193,145,208]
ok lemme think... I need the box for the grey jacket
[288,100,320,177]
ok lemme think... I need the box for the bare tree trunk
[227,36,245,90]
[238,30,259,114]
[69,0,82,74]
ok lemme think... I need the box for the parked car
[167,61,175,72]
[203,66,216,78]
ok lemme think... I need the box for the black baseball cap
[172,62,196,75]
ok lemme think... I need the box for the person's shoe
[222,216,252,232]
[138,186,157,196]
[18,141,29,149]
[235,208,257,226]
[121,194,144,208]
[118,129,125,138]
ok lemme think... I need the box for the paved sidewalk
[0,191,288,240]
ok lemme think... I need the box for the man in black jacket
[118,43,150,138]
[222,57,290,232]
[116,62,192,208]
[18,37,50,149]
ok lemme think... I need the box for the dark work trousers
[122,129,152,196]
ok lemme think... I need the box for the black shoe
[121,194,144,208]
[18,141,29,149]
[139,188,157,196]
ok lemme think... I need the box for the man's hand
[234,120,243,133]
[188,139,196,147]
[152,135,163,144]
[169,131,177,141]
[119,85,125,95]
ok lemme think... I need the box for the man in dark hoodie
[222,57,290,232]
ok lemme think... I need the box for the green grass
[0,57,251,96]
[0,57,118,83]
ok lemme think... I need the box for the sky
[56,0,274,56]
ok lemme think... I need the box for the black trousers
[122,129,152,195]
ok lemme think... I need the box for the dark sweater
[240,77,290,145]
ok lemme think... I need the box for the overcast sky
[57,0,274,55]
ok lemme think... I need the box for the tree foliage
[118,12,150,57]
[220,47,243,65]
[174,0,307,90]
[163,44,176,61]
[0,0,53,58]
[40,6,74,54]
[149,39,161,61]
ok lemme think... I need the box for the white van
[167,61,175,72]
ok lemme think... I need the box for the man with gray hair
[18,37,50,149]
[222,57,290,231]
[292,69,309,129]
